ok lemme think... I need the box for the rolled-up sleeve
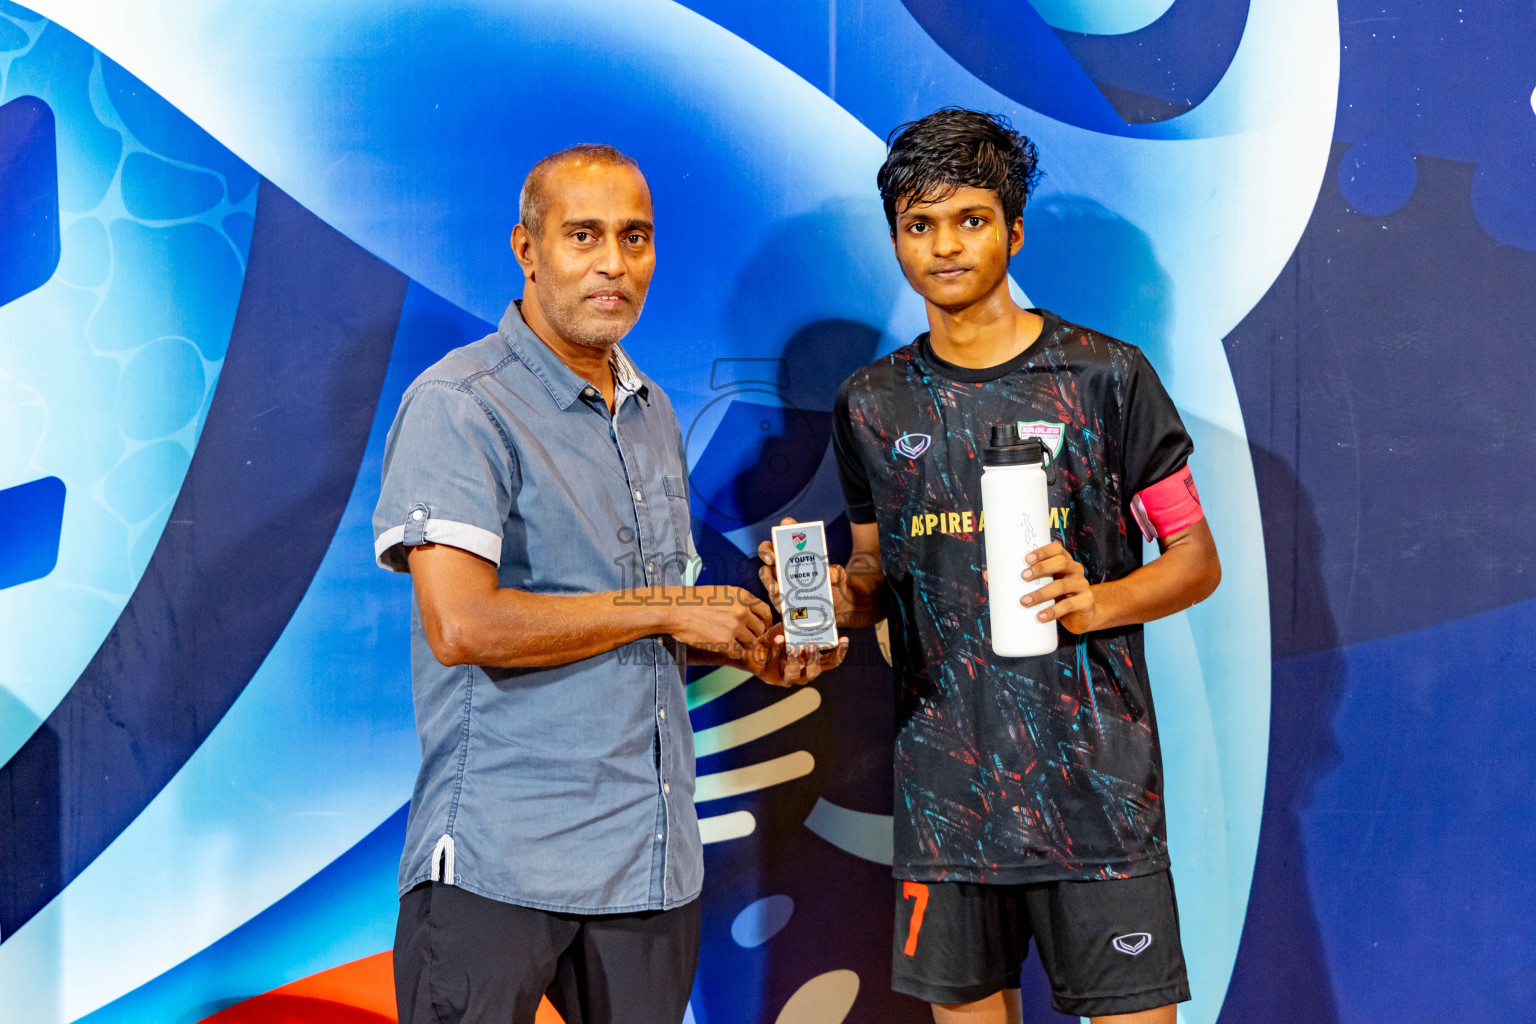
[373,381,517,573]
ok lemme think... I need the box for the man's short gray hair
[518,144,644,239]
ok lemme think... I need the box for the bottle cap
[984,424,1049,467]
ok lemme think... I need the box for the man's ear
[1009,216,1025,257]
[511,224,537,280]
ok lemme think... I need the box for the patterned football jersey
[832,310,1193,884]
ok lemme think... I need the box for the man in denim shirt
[374,145,847,1024]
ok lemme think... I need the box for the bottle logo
[1019,511,1043,549]
[894,433,932,459]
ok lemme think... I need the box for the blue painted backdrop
[0,1,1530,1022]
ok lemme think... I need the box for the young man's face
[521,160,656,350]
[891,185,1023,311]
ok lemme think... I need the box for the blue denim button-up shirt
[373,301,701,913]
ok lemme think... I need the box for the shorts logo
[894,433,931,459]
[1112,932,1153,956]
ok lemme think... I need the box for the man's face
[523,161,655,350]
[891,185,1022,310]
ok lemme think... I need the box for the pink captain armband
[1130,464,1205,541]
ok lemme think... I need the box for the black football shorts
[892,870,1191,1017]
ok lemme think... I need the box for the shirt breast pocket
[661,475,693,566]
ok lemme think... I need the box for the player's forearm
[840,585,889,629]
[839,548,889,629]
[428,587,674,668]
[1087,523,1220,631]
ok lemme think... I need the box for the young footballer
[761,108,1220,1023]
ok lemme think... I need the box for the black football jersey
[832,310,1193,883]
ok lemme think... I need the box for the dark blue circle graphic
[1337,139,1418,216]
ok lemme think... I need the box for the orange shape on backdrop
[201,951,565,1023]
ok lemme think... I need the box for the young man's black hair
[876,107,1043,232]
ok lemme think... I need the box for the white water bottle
[981,424,1058,657]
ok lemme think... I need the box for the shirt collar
[499,300,648,410]
[610,344,648,401]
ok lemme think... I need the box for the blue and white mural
[1,1,1531,1022]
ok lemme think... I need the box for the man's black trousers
[395,881,701,1024]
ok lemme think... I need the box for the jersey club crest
[1017,419,1065,459]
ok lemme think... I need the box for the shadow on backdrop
[1217,447,1342,1023]
[690,198,903,538]
[684,201,917,1022]
[716,198,902,413]
[1015,194,1175,379]
[686,319,882,541]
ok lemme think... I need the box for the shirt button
[658,708,666,721]
[585,386,597,397]
[410,509,425,521]
[657,833,664,841]
[663,783,671,795]
[646,560,655,573]
[634,489,644,502]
